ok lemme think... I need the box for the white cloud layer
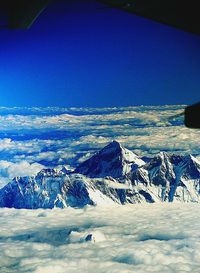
[0,106,199,272]
[0,203,200,272]
[0,105,199,188]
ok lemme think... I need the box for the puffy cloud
[0,204,200,272]
[0,105,199,187]
[0,138,12,150]
[0,105,184,131]
[1,106,199,272]
[0,160,44,188]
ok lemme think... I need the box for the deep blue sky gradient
[0,0,200,107]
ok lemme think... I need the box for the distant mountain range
[0,141,200,209]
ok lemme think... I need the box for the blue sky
[0,0,200,107]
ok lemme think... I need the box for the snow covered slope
[129,152,200,203]
[0,169,143,209]
[0,173,90,209]
[0,170,123,209]
[75,140,144,178]
[0,141,200,209]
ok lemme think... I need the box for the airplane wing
[98,0,200,129]
[1,0,199,128]
[0,0,51,29]
[185,103,200,129]
[97,0,200,36]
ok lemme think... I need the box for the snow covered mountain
[0,141,200,209]
[0,171,114,209]
[75,140,145,178]
[129,152,200,202]
[0,168,138,209]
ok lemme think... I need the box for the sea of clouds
[0,105,200,272]
[0,105,200,188]
[1,203,200,273]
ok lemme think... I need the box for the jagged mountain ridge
[0,141,200,208]
[0,171,133,209]
[129,152,200,202]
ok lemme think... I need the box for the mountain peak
[37,168,62,177]
[75,141,144,178]
[99,140,122,156]
[106,140,122,149]
[158,151,169,157]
